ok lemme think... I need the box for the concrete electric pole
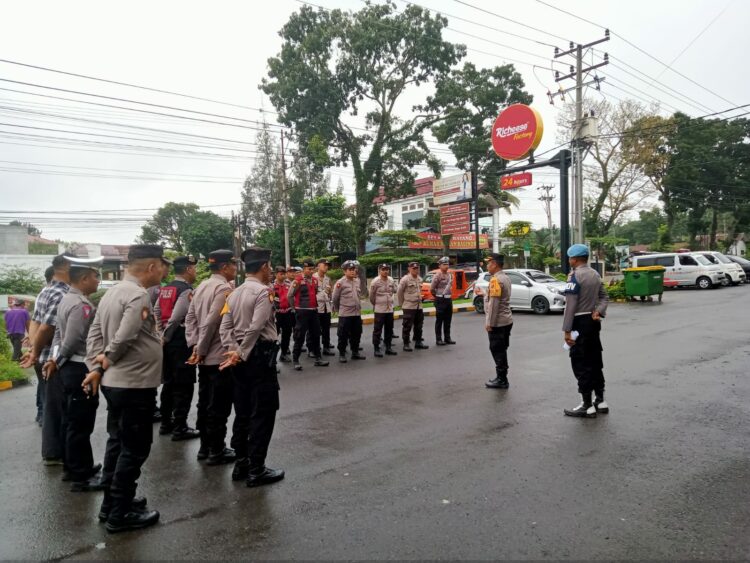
[279,131,291,267]
[537,184,556,250]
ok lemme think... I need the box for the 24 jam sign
[491,104,544,161]
[500,172,532,190]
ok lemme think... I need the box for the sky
[0,0,747,245]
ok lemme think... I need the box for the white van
[691,251,746,286]
[631,253,725,289]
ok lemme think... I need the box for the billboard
[492,104,544,161]
[408,232,489,250]
[433,172,472,206]
[439,202,471,235]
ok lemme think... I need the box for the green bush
[88,289,108,307]
[606,280,627,300]
[0,359,27,382]
[0,319,12,361]
[553,273,568,282]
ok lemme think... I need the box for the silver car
[468,269,567,315]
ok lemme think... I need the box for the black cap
[128,244,164,262]
[379,263,391,270]
[302,259,316,268]
[275,265,287,274]
[316,258,330,266]
[207,249,235,268]
[485,253,505,266]
[241,246,271,265]
[408,261,420,268]
[173,255,197,268]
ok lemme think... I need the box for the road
[1,286,749,560]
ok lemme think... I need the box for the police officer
[154,255,198,439]
[430,257,456,346]
[219,247,285,487]
[332,260,365,362]
[185,250,237,465]
[369,264,398,357]
[483,254,513,389]
[562,244,610,418]
[273,266,294,362]
[312,259,336,357]
[147,256,171,425]
[43,256,104,491]
[397,262,429,352]
[84,244,162,533]
[287,260,329,371]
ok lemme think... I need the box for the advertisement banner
[440,202,471,216]
[492,104,544,161]
[433,172,472,206]
[408,232,489,250]
[440,213,471,228]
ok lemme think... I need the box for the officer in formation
[483,254,513,389]
[397,261,429,352]
[219,247,284,487]
[332,260,365,362]
[562,244,610,418]
[430,256,456,346]
[43,256,104,491]
[146,255,171,425]
[369,263,398,357]
[272,266,294,362]
[84,244,163,533]
[154,255,198,439]
[287,259,329,370]
[312,258,336,357]
[185,250,238,464]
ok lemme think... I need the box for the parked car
[727,255,750,279]
[420,269,471,302]
[692,251,746,285]
[471,269,567,315]
[631,252,725,289]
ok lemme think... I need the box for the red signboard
[441,222,472,235]
[408,232,489,250]
[440,213,471,227]
[491,104,544,161]
[500,172,533,190]
[440,202,471,217]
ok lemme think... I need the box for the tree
[378,229,422,249]
[0,266,44,295]
[262,2,465,254]
[9,220,41,237]
[427,62,532,203]
[290,195,354,258]
[182,211,233,258]
[287,150,331,216]
[139,202,199,251]
[240,123,283,242]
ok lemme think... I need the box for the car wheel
[473,296,484,314]
[531,296,550,314]
[696,276,712,290]
[721,274,731,286]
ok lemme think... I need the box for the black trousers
[195,369,210,451]
[275,311,294,355]
[60,361,98,479]
[318,312,332,349]
[372,312,394,348]
[488,324,513,377]
[42,366,65,460]
[101,386,155,518]
[230,355,279,468]
[34,362,46,418]
[337,316,363,355]
[401,308,424,344]
[434,297,453,340]
[293,309,320,359]
[160,343,196,430]
[199,364,234,454]
[8,333,23,361]
[569,315,605,396]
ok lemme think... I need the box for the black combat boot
[314,357,329,367]
[322,347,336,356]
[594,392,609,414]
[171,427,200,441]
[385,346,397,356]
[99,492,147,522]
[374,346,384,358]
[485,371,509,389]
[339,354,348,363]
[70,477,107,493]
[279,353,291,363]
[415,341,429,350]
[293,356,303,371]
[403,341,413,352]
[207,447,237,466]
[436,338,445,346]
[564,393,597,418]
[444,336,456,345]
[351,351,366,360]
[105,509,160,533]
[232,458,250,481]
[246,466,285,488]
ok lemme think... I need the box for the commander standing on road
[484,254,512,389]
[562,244,609,418]
[430,257,456,346]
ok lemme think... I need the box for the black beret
[241,246,272,265]
[485,253,505,266]
[207,249,235,267]
[128,244,164,262]
[173,255,197,268]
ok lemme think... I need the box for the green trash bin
[622,266,665,302]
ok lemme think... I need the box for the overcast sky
[0,0,747,244]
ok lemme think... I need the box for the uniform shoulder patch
[489,277,502,298]
[141,306,150,321]
[563,274,580,295]
[82,304,92,319]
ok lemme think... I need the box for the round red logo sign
[491,104,544,161]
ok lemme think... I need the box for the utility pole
[280,131,291,267]
[551,31,610,245]
[537,184,556,250]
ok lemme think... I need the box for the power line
[452,0,571,43]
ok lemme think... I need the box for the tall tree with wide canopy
[261,2,465,254]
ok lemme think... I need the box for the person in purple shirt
[4,300,30,361]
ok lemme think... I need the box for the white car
[468,269,567,315]
[692,251,746,286]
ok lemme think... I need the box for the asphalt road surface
[1,286,749,560]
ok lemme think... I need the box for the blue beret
[567,244,590,258]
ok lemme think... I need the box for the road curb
[332,303,477,326]
[0,378,31,392]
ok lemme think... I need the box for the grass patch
[0,360,29,383]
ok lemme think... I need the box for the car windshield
[713,253,732,264]
[732,255,750,266]
[526,271,556,283]
[694,255,711,265]
[701,254,718,264]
